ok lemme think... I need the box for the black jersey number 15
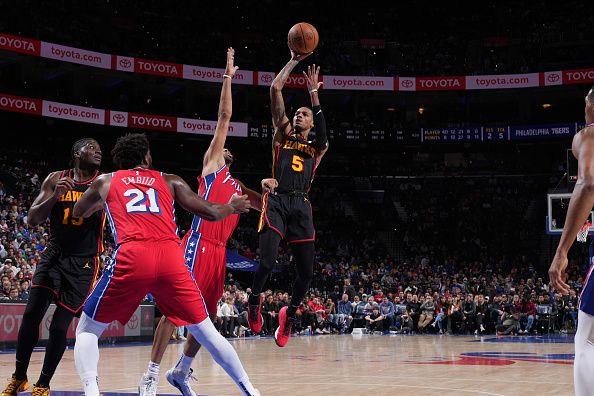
[62,207,84,226]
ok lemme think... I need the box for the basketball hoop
[577,220,592,243]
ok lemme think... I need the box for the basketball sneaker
[138,374,158,396]
[274,306,296,347]
[2,377,29,396]
[247,295,263,334]
[31,385,49,396]
[166,367,197,396]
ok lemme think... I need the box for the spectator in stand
[418,295,435,333]
[446,296,464,334]
[462,294,476,334]
[336,294,353,333]
[406,293,421,330]
[323,298,336,334]
[365,306,384,333]
[329,285,341,307]
[351,295,366,328]
[497,304,518,336]
[1,275,11,298]
[9,287,20,300]
[19,279,30,301]
[364,295,377,315]
[262,294,278,336]
[378,296,395,333]
[474,294,487,334]
[489,295,505,330]
[220,296,237,338]
[562,289,578,332]
[342,278,356,301]
[516,294,536,334]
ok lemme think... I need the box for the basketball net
[577,220,592,243]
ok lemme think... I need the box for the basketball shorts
[580,260,594,316]
[83,240,208,327]
[181,230,227,316]
[258,191,315,243]
[31,244,100,314]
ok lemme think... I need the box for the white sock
[187,319,258,396]
[175,353,194,374]
[147,361,160,377]
[80,376,99,396]
[575,310,594,396]
[74,313,108,396]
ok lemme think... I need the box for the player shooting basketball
[248,49,329,347]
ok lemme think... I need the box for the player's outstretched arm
[236,179,272,211]
[28,171,70,226]
[271,50,312,146]
[303,64,329,156]
[203,48,239,175]
[73,174,111,218]
[550,127,594,294]
[165,174,249,221]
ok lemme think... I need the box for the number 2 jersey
[105,168,179,245]
[48,169,106,257]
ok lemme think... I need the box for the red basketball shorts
[84,240,208,327]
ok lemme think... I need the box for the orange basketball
[288,22,319,55]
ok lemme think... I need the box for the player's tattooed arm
[73,174,111,218]
[165,174,249,221]
[271,50,312,146]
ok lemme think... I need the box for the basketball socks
[74,313,108,396]
[575,310,594,396]
[147,361,160,377]
[186,319,258,396]
[175,353,194,374]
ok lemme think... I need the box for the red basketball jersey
[189,164,241,243]
[105,168,179,245]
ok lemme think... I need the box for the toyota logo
[127,314,139,329]
[547,73,560,83]
[261,74,273,83]
[113,113,125,123]
[119,59,132,69]
[401,79,413,88]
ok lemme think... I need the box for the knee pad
[76,312,108,338]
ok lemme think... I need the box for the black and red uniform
[258,131,320,243]
[31,169,105,314]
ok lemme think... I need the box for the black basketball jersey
[273,132,319,192]
[48,169,105,257]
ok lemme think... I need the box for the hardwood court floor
[0,334,575,395]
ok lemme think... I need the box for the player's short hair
[70,138,97,166]
[111,133,150,169]
[588,86,594,101]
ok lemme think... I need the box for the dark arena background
[1,2,594,395]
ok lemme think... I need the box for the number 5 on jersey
[125,188,161,214]
[292,155,304,172]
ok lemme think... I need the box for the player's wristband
[223,74,232,79]
[309,89,318,94]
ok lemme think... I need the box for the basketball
[288,22,319,54]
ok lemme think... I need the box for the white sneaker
[322,328,330,334]
[480,324,485,332]
[166,367,197,396]
[315,328,323,334]
[139,374,159,396]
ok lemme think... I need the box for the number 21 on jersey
[125,188,161,214]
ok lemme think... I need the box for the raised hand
[303,64,323,92]
[225,47,239,78]
[290,48,313,62]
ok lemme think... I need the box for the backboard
[546,193,594,235]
